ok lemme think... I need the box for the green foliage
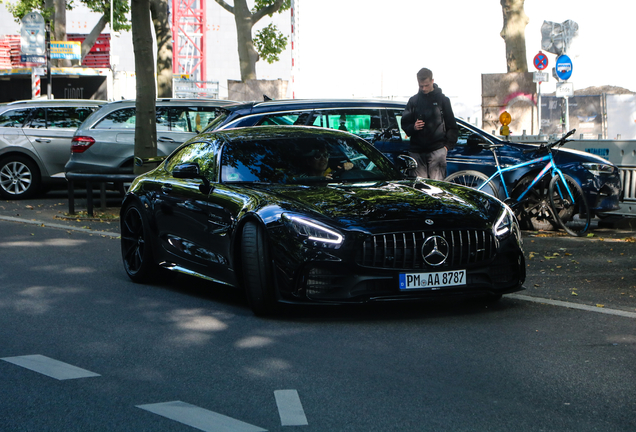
[5,0,58,22]
[82,0,131,32]
[4,0,130,32]
[252,0,291,16]
[254,23,288,64]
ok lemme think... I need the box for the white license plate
[399,270,466,290]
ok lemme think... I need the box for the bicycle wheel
[444,170,499,198]
[511,175,557,231]
[548,174,591,236]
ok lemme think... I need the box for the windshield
[220,133,401,184]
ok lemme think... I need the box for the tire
[120,202,159,283]
[241,221,276,316]
[511,175,557,231]
[444,170,499,199]
[549,174,591,236]
[0,155,41,199]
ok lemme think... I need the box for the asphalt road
[1,194,635,431]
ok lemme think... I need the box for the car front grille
[356,229,496,270]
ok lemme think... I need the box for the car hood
[252,180,501,232]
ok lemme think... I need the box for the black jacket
[401,84,458,153]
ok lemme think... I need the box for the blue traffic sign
[555,55,573,81]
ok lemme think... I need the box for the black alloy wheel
[241,221,276,316]
[121,203,158,283]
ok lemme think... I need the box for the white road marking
[1,354,101,380]
[136,401,267,432]
[274,389,308,426]
[508,294,636,319]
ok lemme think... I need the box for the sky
[293,0,636,120]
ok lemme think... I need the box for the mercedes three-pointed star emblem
[421,235,449,266]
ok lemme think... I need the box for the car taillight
[71,136,95,153]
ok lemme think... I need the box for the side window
[94,108,136,129]
[46,107,87,129]
[164,140,219,179]
[161,106,226,132]
[188,107,224,132]
[311,109,383,141]
[156,107,171,132]
[387,109,409,141]
[27,108,47,128]
[0,108,30,128]
[456,124,474,147]
[257,112,309,127]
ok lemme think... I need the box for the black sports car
[121,126,525,315]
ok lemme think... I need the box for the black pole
[46,20,51,99]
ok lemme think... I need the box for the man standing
[401,68,458,180]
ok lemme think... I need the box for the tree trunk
[132,0,157,174]
[500,0,529,73]
[233,0,259,81]
[53,0,71,67]
[150,0,173,98]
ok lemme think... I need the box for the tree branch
[251,0,285,23]
[213,0,234,14]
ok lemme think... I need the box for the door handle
[158,136,176,143]
[35,138,51,143]
[161,184,172,193]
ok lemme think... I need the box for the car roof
[211,124,361,142]
[3,99,106,107]
[99,98,236,107]
[221,98,408,114]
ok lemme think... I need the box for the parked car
[65,98,236,175]
[0,98,105,199]
[200,98,622,228]
[120,126,525,315]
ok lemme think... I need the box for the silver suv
[0,99,105,199]
[65,98,235,175]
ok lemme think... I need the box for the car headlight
[282,214,344,248]
[494,205,515,240]
[582,162,615,175]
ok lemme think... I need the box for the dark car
[121,126,525,315]
[201,99,622,229]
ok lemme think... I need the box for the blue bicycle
[445,129,591,236]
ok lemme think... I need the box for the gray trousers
[409,147,447,180]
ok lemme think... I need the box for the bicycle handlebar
[522,129,577,154]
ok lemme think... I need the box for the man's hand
[414,119,425,131]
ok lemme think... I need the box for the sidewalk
[0,190,121,236]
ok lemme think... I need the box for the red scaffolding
[171,0,206,82]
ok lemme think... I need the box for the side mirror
[467,133,488,147]
[172,163,201,179]
[397,154,417,175]
[172,163,214,194]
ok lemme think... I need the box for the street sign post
[20,12,46,64]
[533,52,549,134]
[555,54,574,132]
[555,55,573,81]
